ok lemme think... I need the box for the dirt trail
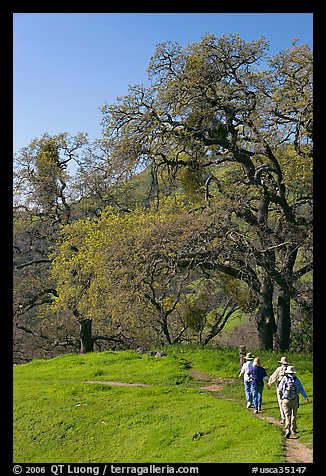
[86,380,149,387]
[191,370,313,464]
[35,379,148,387]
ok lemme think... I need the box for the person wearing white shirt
[239,352,254,408]
[267,356,289,423]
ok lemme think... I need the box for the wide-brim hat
[278,356,289,365]
[244,352,254,360]
[285,365,296,374]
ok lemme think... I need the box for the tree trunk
[161,316,172,344]
[256,275,277,350]
[274,246,297,351]
[78,318,94,354]
[275,291,291,351]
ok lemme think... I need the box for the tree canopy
[13,34,313,360]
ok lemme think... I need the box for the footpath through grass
[13,345,313,463]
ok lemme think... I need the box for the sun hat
[278,356,289,365]
[244,352,254,360]
[285,365,296,374]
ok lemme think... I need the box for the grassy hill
[13,345,313,463]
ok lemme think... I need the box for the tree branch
[14,258,52,269]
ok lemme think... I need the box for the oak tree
[100,34,313,350]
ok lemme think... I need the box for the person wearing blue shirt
[247,357,268,414]
[278,365,310,438]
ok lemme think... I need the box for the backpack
[283,376,298,400]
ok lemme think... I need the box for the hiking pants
[276,386,286,421]
[282,398,299,434]
[251,383,264,410]
[244,380,253,404]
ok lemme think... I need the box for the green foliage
[177,166,205,202]
[276,145,313,199]
[51,196,256,346]
[183,301,207,333]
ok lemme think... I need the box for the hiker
[278,365,309,439]
[267,356,289,423]
[238,352,255,408]
[247,357,268,414]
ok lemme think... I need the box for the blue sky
[13,13,313,154]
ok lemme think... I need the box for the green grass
[14,345,313,463]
